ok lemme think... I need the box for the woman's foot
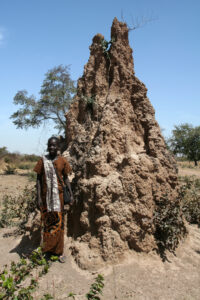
[59,255,66,263]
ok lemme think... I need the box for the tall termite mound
[64,18,178,269]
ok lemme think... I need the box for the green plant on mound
[0,247,55,300]
[82,95,96,113]
[153,194,187,259]
[101,38,115,61]
[179,176,200,225]
[0,186,37,231]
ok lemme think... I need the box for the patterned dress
[34,156,71,255]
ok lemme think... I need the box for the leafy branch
[0,247,56,299]
[10,65,76,133]
[101,38,115,61]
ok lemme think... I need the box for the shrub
[23,154,40,162]
[2,150,39,165]
[4,164,16,175]
[153,194,187,259]
[82,95,96,112]
[4,156,11,164]
[18,163,33,170]
[179,176,200,225]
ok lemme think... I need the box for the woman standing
[34,136,72,262]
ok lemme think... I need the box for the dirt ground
[177,161,200,178]
[178,168,200,178]
[0,171,200,300]
[0,174,31,206]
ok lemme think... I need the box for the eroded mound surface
[64,18,178,269]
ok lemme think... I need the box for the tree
[0,146,8,159]
[168,123,200,166]
[10,65,76,133]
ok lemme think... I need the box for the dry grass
[177,160,200,169]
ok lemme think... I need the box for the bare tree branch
[128,14,158,32]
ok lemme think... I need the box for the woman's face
[48,139,59,156]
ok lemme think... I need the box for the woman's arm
[64,176,74,205]
[36,174,42,209]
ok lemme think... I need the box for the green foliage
[86,274,104,300]
[18,163,32,170]
[82,95,96,112]
[10,65,76,133]
[0,186,37,231]
[179,176,200,225]
[153,195,187,258]
[68,274,104,300]
[168,123,200,166]
[4,156,12,163]
[49,255,59,262]
[68,292,76,299]
[1,148,39,167]
[0,247,53,300]
[22,154,40,162]
[101,38,115,61]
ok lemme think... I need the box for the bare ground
[178,168,200,178]
[0,174,31,205]
[0,172,200,300]
[177,161,200,178]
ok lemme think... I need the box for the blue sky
[0,0,200,154]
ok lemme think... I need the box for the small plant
[68,274,104,300]
[68,292,76,299]
[86,274,104,300]
[50,255,59,262]
[153,194,187,259]
[82,95,96,112]
[0,247,54,299]
[101,38,115,61]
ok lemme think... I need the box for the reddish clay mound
[64,18,178,269]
